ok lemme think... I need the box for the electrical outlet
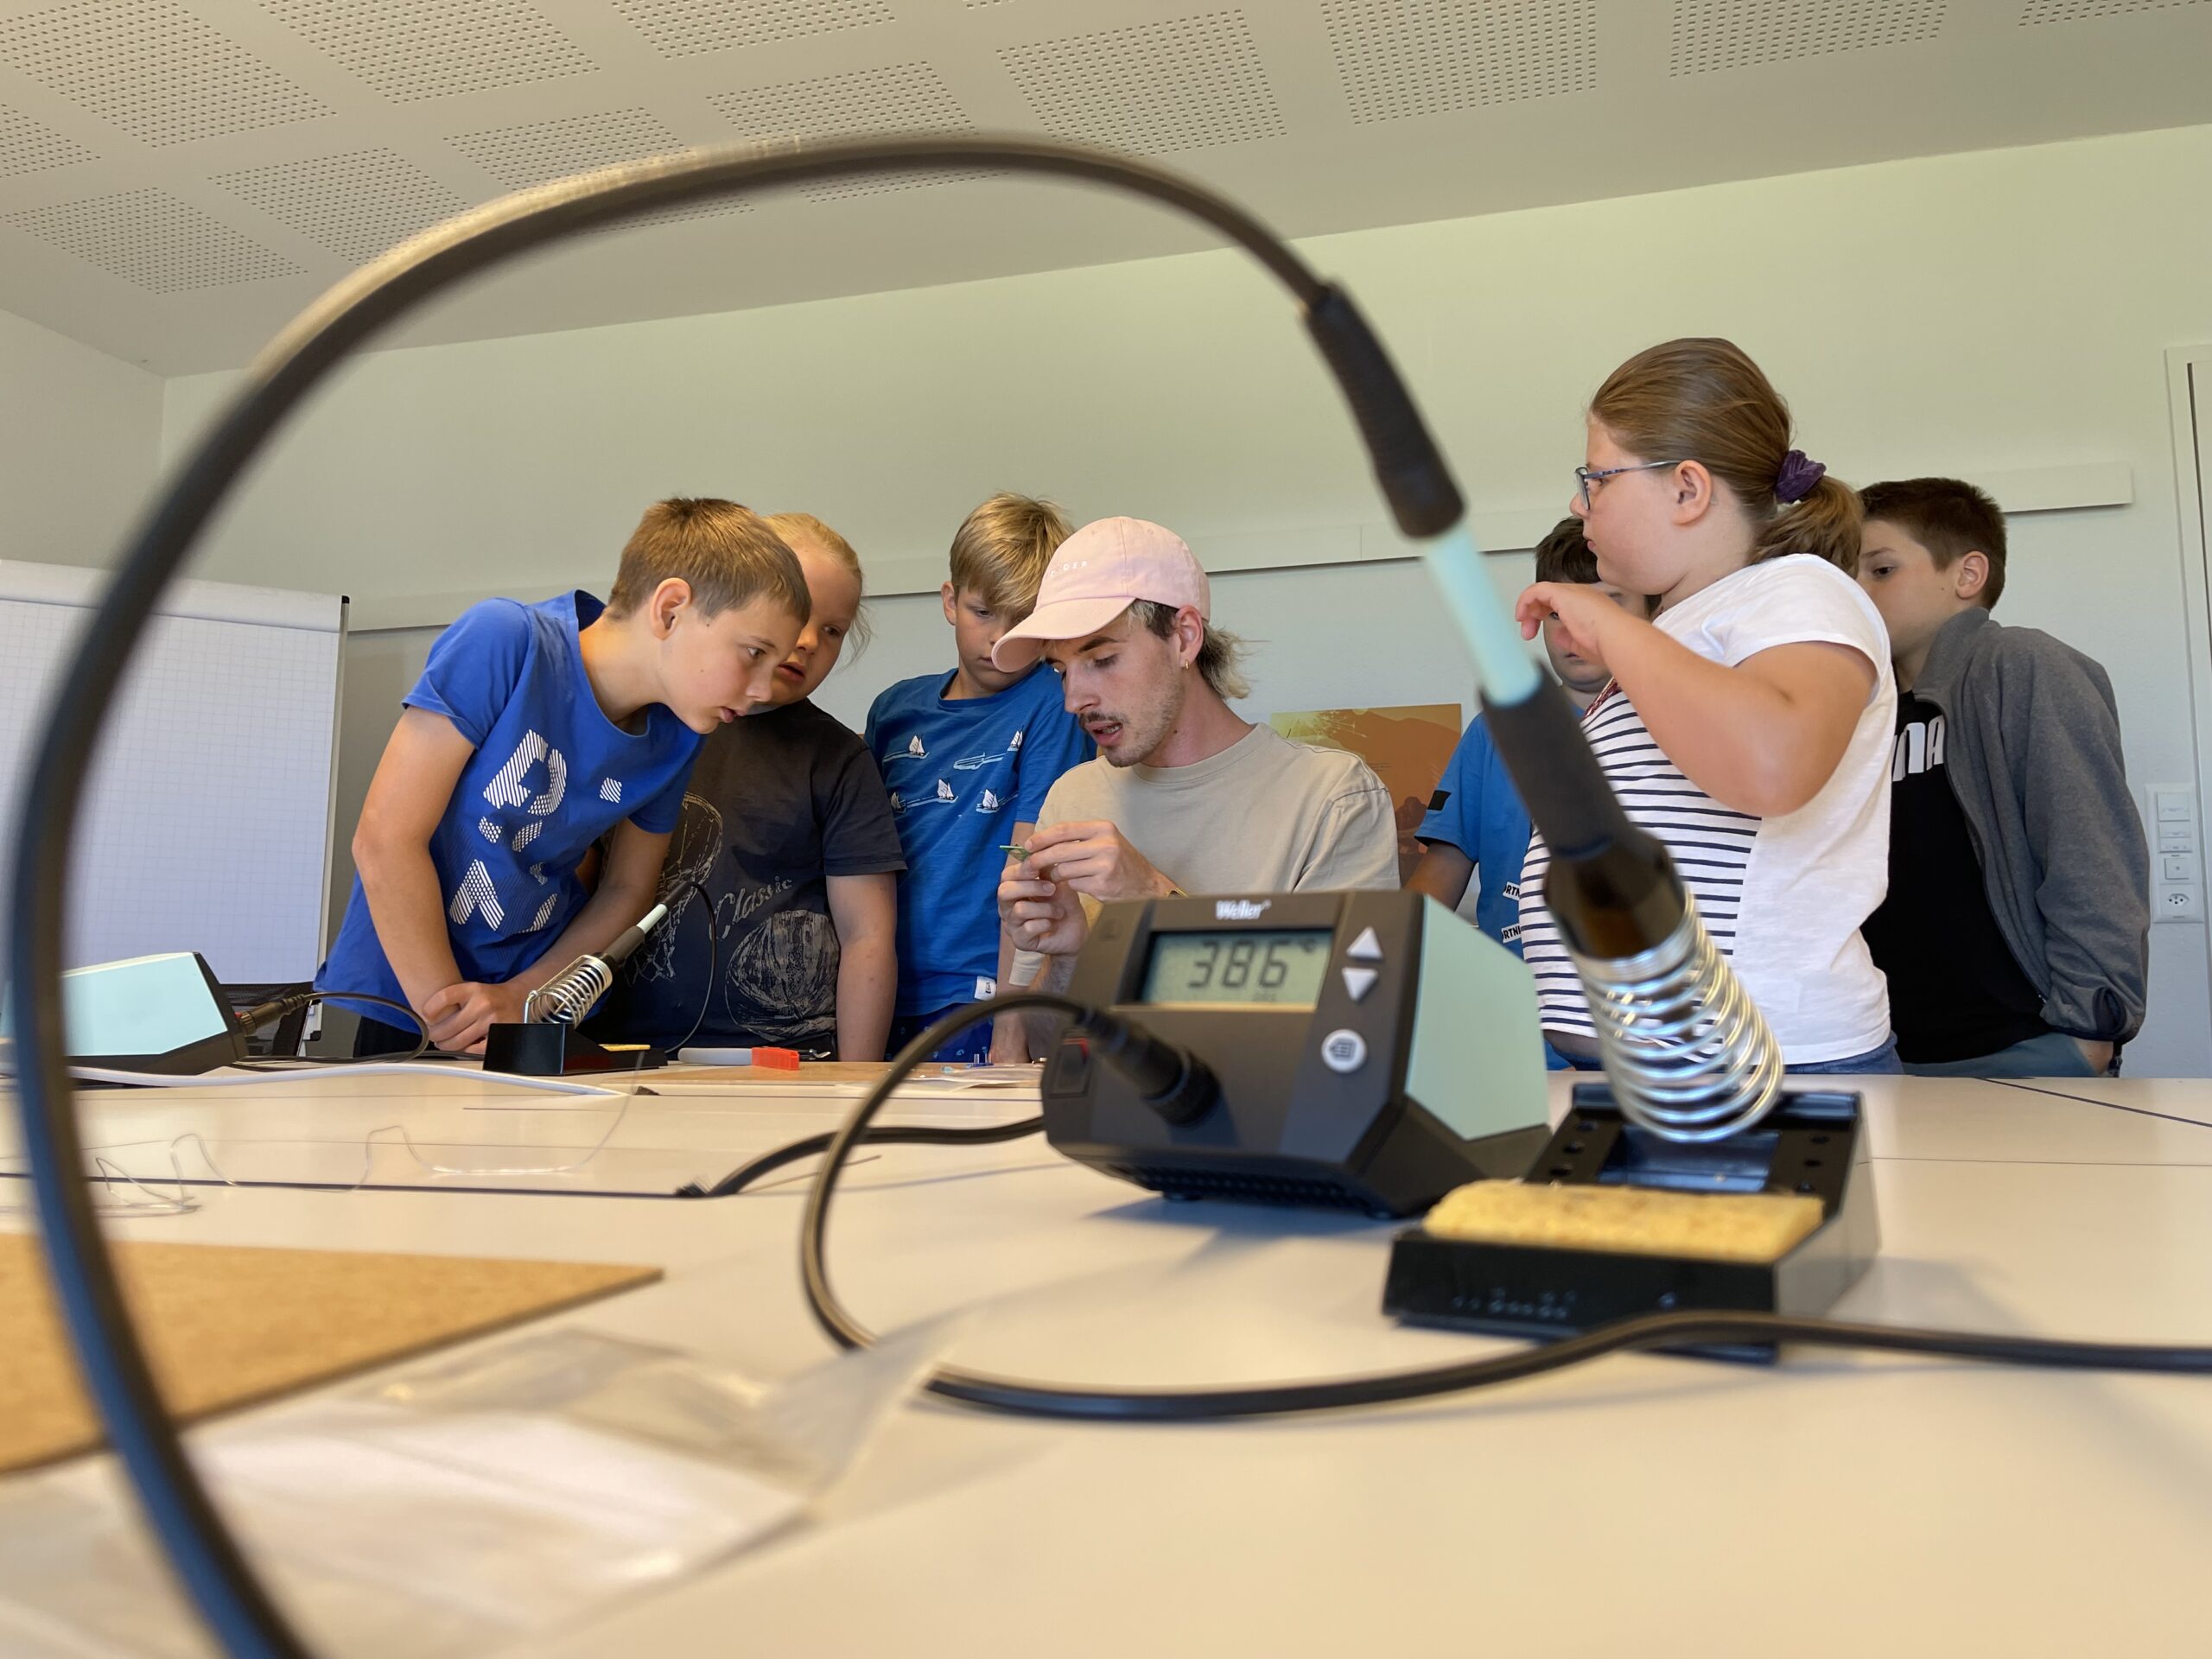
[2159,884,2200,921]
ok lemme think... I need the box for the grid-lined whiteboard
[0,561,345,985]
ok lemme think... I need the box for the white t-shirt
[1516,554,1897,1065]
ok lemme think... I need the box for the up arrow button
[1346,925,1383,962]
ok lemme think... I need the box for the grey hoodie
[1910,607,2149,1046]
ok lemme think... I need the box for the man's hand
[1017,820,1175,903]
[419,979,527,1055]
[2075,1037,2114,1076]
[997,864,1090,957]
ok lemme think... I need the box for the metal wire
[521,954,614,1027]
[1569,893,1785,1142]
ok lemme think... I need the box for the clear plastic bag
[0,1321,955,1657]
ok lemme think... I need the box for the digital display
[1140,929,1333,1006]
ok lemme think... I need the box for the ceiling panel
[709,60,988,197]
[212,146,471,261]
[0,102,95,175]
[1324,0,1598,124]
[609,0,897,57]
[0,0,2204,373]
[999,10,1287,154]
[3,186,302,289]
[0,0,329,144]
[1669,0,1951,76]
[260,0,602,103]
[2019,0,2209,20]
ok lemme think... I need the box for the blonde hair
[1590,337,1863,575]
[607,498,810,621]
[766,510,871,656]
[949,493,1071,619]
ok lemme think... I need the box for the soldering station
[10,132,2212,1659]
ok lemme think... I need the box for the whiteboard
[0,561,346,986]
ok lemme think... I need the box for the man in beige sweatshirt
[992,517,1400,999]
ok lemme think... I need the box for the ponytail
[1751,473,1863,575]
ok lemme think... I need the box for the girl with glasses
[1515,337,1901,1076]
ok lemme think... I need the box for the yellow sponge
[1423,1179,1823,1265]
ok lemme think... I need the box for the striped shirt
[1516,555,1897,1065]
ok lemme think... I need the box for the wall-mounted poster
[1268,703,1464,881]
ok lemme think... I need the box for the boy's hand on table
[420,980,526,1055]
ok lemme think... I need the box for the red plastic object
[752,1046,802,1071]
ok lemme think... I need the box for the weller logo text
[1214,899,1270,920]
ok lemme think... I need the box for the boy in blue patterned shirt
[317,499,808,1054]
[866,493,1095,1062]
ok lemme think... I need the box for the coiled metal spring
[522,953,613,1027]
[1569,893,1784,1142]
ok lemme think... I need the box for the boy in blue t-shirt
[1409,516,1648,953]
[317,499,809,1055]
[866,493,1095,1063]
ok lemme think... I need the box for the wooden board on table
[0,1235,658,1472]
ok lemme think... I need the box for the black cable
[677,1116,1042,1198]
[798,996,2212,1422]
[7,135,1434,1659]
[232,990,430,1066]
[658,876,718,1061]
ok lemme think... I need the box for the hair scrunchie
[1775,449,1826,503]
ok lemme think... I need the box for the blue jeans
[1902,1029,2098,1079]
[1560,1036,1904,1076]
[888,1005,996,1065]
[1786,1037,1903,1076]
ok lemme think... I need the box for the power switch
[1044,1035,1092,1098]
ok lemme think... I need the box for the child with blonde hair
[866,493,1094,1062]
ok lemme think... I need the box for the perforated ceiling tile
[2021,0,2207,21]
[1000,10,1285,153]
[613,0,895,58]
[0,1,330,148]
[710,63,986,199]
[213,148,470,264]
[4,188,303,292]
[449,106,680,188]
[262,0,598,104]
[448,108,747,226]
[1324,0,1596,124]
[0,106,98,179]
[1670,0,1947,73]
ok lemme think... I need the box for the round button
[1320,1027,1368,1074]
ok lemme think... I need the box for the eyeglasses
[1574,460,1680,512]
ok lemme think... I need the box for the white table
[6,1069,2211,1657]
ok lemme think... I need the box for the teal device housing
[1046,890,1550,1217]
[1,951,244,1074]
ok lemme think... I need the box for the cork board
[0,1234,658,1473]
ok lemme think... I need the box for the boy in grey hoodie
[1856,478,2149,1077]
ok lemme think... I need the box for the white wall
[163,123,2212,1072]
[0,307,162,567]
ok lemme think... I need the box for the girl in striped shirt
[1515,338,1900,1074]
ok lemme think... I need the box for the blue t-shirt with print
[1416,713,1534,955]
[317,591,700,1018]
[865,664,1093,1017]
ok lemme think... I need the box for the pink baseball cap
[990,517,1211,672]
